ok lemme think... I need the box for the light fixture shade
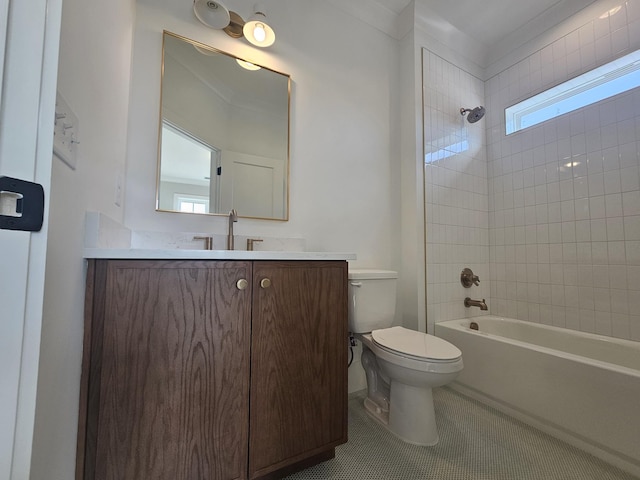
[193,0,231,29]
[242,5,275,47]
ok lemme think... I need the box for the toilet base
[363,382,439,446]
[364,396,389,424]
[389,382,439,446]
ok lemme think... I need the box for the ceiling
[373,0,596,48]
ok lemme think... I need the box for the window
[505,48,640,135]
[174,194,209,213]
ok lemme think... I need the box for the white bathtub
[435,316,640,477]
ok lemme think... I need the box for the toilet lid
[371,326,461,361]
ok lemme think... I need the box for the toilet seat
[372,326,461,363]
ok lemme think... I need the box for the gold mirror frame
[157,31,290,220]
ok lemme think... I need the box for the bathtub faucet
[464,297,488,311]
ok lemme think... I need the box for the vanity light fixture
[243,4,276,47]
[193,1,276,48]
[193,0,231,29]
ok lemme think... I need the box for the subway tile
[592,242,609,264]
[626,240,640,264]
[593,287,612,311]
[624,215,640,240]
[611,25,630,54]
[603,169,622,194]
[589,195,607,218]
[560,179,574,200]
[602,145,621,171]
[605,193,623,217]
[609,265,629,290]
[579,308,596,333]
[587,173,605,196]
[573,176,589,198]
[563,243,578,264]
[592,264,611,288]
[575,219,591,241]
[611,289,629,314]
[565,264,579,286]
[562,221,577,242]
[620,166,640,192]
[628,0,640,22]
[586,152,604,174]
[576,242,592,264]
[612,313,631,339]
[609,241,627,264]
[590,218,608,241]
[578,287,596,310]
[549,223,563,243]
[631,315,640,341]
[575,197,590,220]
[622,190,640,215]
[607,216,625,240]
[595,310,613,336]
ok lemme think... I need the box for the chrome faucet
[227,209,238,250]
[464,297,488,311]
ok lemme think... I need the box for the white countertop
[84,248,356,261]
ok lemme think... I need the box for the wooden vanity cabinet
[249,261,348,479]
[77,259,347,480]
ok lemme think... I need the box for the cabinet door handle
[260,278,271,289]
[236,279,249,290]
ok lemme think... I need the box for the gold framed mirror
[157,31,290,220]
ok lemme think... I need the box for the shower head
[460,106,485,123]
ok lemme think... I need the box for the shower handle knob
[461,268,480,288]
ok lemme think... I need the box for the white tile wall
[484,0,640,341]
[423,50,490,327]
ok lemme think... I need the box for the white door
[220,151,286,218]
[0,0,62,478]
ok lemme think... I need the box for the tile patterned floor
[284,387,639,480]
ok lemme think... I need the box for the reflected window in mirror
[160,121,221,214]
[157,31,290,220]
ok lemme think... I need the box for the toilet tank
[348,269,398,333]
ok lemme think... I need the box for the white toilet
[349,269,463,446]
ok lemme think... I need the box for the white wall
[31,0,136,477]
[126,0,400,268]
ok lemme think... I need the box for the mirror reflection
[157,31,290,220]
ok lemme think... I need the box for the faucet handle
[193,236,213,250]
[461,268,480,288]
[247,238,263,251]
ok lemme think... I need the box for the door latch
[0,176,45,231]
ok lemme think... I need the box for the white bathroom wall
[485,0,640,341]
[125,0,400,271]
[422,49,490,330]
[127,0,402,399]
[31,0,136,478]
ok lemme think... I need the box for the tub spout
[464,297,488,311]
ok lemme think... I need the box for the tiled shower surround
[426,0,640,341]
[423,51,490,326]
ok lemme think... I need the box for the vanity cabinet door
[83,260,251,480]
[248,261,348,479]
